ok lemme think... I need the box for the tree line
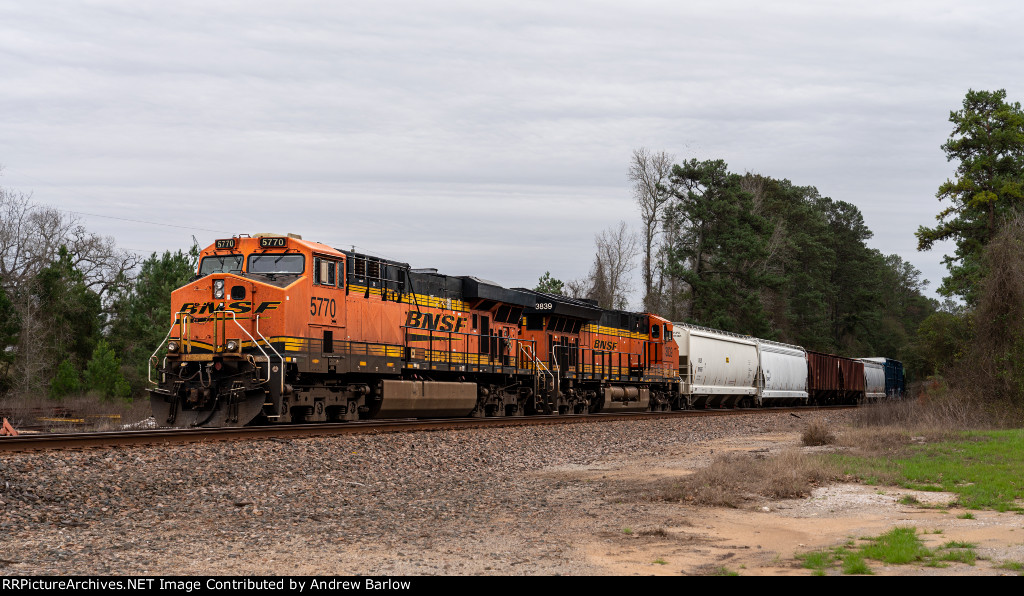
[1,88,1020,404]
[915,89,1024,404]
[0,184,197,401]
[542,89,1024,403]
[541,155,936,377]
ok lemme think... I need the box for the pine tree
[0,286,19,393]
[108,246,198,393]
[534,272,565,295]
[85,339,130,400]
[917,89,1024,304]
[49,359,81,400]
[663,159,776,336]
[33,246,103,368]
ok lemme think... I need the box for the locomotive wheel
[150,389,266,428]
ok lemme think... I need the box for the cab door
[311,255,346,357]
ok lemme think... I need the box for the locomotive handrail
[254,314,285,394]
[520,343,554,385]
[147,310,280,389]
[401,325,528,371]
[148,313,185,385]
[216,309,275,386]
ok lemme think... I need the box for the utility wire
[4,166,397,259]
[66,209,231,235]
[3,166,232,234]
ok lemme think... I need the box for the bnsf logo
[405,311,466,333]
[178,301,281,315]
[594,340,617,351]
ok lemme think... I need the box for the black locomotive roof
[460,277,535,307]
[408,268,463,298]
[514,289,603,320]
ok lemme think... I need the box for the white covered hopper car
[754,339,809,406]
[671,323,758,408]
[671,323,811,408]
[861,359,886,401]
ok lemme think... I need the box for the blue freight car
[861,358,905,398]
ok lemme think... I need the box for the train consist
[148,234,904,427]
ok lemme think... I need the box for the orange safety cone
[1,418,18,437]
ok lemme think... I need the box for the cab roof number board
[259,237,288,248]
[215,239,236,250]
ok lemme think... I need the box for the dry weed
[0,394,153,432]
[853,387,1022,435]
[837,426,916,455]
[802,420,835,446]
[652,449,843,506]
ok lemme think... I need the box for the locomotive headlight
[226,340,239,352]
[167,341,179,353]
[213,279,225,299]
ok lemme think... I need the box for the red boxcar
[806,350,865,405]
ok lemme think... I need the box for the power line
[66,209,231,234]
[2,166,232,235]
[3,166,398,258]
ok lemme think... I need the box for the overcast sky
[2,1,1021,306]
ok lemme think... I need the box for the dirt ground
[545,431,1024,576]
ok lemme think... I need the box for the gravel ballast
[0,410,852,575]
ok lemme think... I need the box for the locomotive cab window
[199,255,244,276]
[313,257,338,286]
[650,324,660,339]
[247,254,304,275]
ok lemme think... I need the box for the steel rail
[0,406,854,452]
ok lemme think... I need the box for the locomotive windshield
[247,253,305,275]
[199,255,244,275]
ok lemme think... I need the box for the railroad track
[0,406,855,452]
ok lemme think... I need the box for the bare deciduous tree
[563,277,591,301]
[656,202,690,321]
[0,186,78,289]
[584,221,639,310]
[1,178,141,397]
[0,182,138,308]
[628,148,675,312]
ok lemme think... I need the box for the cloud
[2,0,1022,302]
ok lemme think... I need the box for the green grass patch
[861,527,932,564]
[841,552,873,575]
[797,549,835,573]
[829,429,1024,512]
[797,526,990,574]
[795,545,874,575]
[711,566,739,576]
[957,512,975,519]
[941,540,977,549]
[936,549,976,566]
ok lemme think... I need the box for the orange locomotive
[148,234,678,427]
